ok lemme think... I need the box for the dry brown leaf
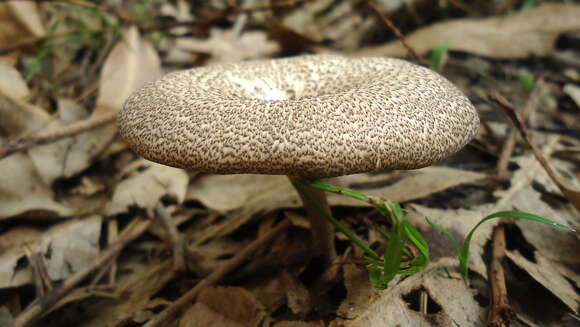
[358,3,580,59]
[280,270,312,316]
[0,150,73,220]
[179,286,266,327]
[5,1,45,38]
[105,159,188,215]
[93,25,161,117]
[176,29,280,63]
[337,258,486,326]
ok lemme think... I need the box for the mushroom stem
[288,177,337,266]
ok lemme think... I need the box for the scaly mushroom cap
[119,55,479,179]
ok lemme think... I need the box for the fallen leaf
[563,84,580,107]
[358,3,580,59]
[0,150,73,220]
[337,258,486,326]
[93,25,161,117]
[0,216,100,288]
[0,87,50,137]
[176,29,280,63]
[28,99,117,184]
[0,61,29,100]
[179,286,266,327]
[5,1,45,38]
[507,251,578,313]
[186,167,485,213]
[105,159,189,215]
[38,215,102,281]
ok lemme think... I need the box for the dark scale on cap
[118,55,479,179]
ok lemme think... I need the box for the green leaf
[430,43,449,70]
[519,73,535,92]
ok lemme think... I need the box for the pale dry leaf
[93,25,161,117]
[28,99,116,184]
[0,62,29,100]
[105,159,189,215]
[186,167,485,213]
[176,29,280,63]
[0,227,43,289]
[0,88,50,137]
[0,216,99,289]
[338,258,486,327]
[358,3,580,59]
[507,251,578,313]
[0,306,14,327]
[563,84,580,107]
[0,151,73,220]
[5,1,45,37]
[39,215,101,280]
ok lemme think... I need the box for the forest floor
[0,1,578,327]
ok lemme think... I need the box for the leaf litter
[0,1,578,327]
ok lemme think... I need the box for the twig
[23,244,53,298]
[487,224,515,327]
[143,219,291,327]
[0,111,116,160]
[365,0,427,66]
[155,203,186,272]
[488,92,580,212]
[496,129,517,181]
[496,84,541,181]
[14,217,151,327]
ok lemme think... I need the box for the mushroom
[118,54,479,266]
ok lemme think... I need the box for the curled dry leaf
[358,3,580,59]
[105,159,188,215]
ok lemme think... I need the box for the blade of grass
[459,210,574,279]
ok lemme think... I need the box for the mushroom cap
[119,55,479,179]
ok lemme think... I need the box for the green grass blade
[459,210,574,280]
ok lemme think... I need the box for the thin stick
[14,217,151,327]
[155,203,186,272]
[0,111,116,160]
[487,224,515,327]
[143,219,290,327]
[366,0,427,66]
[496,129,517,181]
